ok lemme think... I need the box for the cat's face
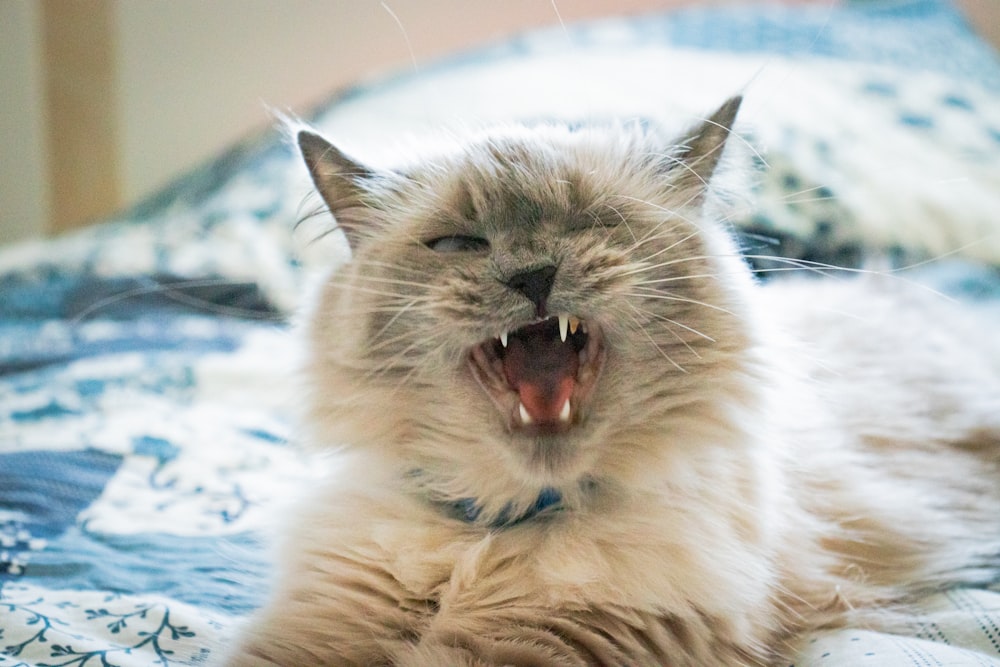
[301,98,757,498]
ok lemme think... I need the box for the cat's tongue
[502,324,579,424]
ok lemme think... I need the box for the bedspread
[2,1,999,665]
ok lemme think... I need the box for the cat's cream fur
[224,98,1000,666]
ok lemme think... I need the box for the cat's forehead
[408,126,650,226]
[456,124,643,176]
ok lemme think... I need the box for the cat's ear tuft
[667,96,743,196]
[298,130,375,250]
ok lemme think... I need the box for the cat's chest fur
[284,462,784,661]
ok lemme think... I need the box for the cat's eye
[425,235,490,253]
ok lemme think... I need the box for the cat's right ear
[298,130,375,250]
[664,96,742,200]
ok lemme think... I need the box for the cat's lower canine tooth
[559,398,571,422]
[518,402,533,425]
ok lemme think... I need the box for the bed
[2,0,999,664]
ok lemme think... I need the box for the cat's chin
[467,314,607,438]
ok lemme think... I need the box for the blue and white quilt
[2,1,1000,665]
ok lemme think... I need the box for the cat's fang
[559,314,582,342]
[519,402,533,425]
[499,331,508,348]
[559,398,571,422]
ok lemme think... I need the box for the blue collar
[447,487,563,530]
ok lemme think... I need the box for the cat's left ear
[666,96,742,196]
[298,130,378,250]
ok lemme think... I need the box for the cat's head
[299,98,762,518]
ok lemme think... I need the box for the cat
[222,97,1000,666]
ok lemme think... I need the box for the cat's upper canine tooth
[559,314,584,342]
[499,331,508,348]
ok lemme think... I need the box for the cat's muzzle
[468,315,606,435]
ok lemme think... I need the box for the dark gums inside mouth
[468,315,605,434]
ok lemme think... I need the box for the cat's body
[224,98,1000,666]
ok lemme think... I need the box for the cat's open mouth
[468,315,606,435]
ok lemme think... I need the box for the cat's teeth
[499,331,508,348]
[559,398,571,422]
[559,315,569,342]
[569,316,580,335]
[518,402,533,425]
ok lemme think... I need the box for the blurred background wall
[1,0,995,245]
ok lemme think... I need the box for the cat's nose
[505,265,557,318]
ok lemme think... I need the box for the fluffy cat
[223,97,1000,666]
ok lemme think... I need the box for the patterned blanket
[2,1,999,665]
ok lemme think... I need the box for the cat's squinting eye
[425,235,490,253]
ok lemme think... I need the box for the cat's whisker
[391,337,459,388]
[367,298,430,343]
[643,308,716,345]
[331,261,440,284]
[633,273,721,286]
[614,195,703,248]
[623,250,850,282]
[67,277,286,325]
[624,288,737,318]
[621,307,688,373]
[349,258,434,274]
[351,314,456,363]
[619,253,714,278]
[775,185,838,204]
[642,145,739,214]
[645,150,711,192]
[294,207,354,248]
[718,123,768,168]
[322,283,439,301]
[293,191,338,227]
[628,222,700,259]
[596,201,640,245]
[335,306,442,319]
[741,255,960,302]
[316,257,437,282]
[616,194,700,225]
[608,211,714,265]
[350,319,452,359]
[356,275,444,292]
[628,303,708,360]
[363,329,456,385]
[747,264,845,279]
[626,228,705,268]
